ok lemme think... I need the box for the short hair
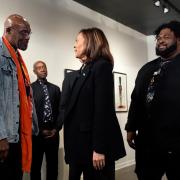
[33,60,46,70]
[79,27,114,65]
[154,20,180,38]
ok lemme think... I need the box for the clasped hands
[41,129,57,138]
[93,151,105,170]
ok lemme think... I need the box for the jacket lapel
[65,63,92,117]
[33,80,45,100]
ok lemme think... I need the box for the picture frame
[113,72,128,112]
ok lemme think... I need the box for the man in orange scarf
[0,14,33,180]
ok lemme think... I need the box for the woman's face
[74,32,87,62]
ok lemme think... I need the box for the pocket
[0,61,13,75]
[0,58,17,90]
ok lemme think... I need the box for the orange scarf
[2,36,32,173]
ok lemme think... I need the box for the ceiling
[73,0,180,35]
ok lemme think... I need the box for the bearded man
[126,21,180,180]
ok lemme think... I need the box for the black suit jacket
[57,70,78,128]
[31,80,61,132]
[63,57,126,164]
[126,54,180,150]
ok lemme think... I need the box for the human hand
[127,131,136,149]
[92,151,105,170]
[42,129,57,139]
[0,138,9,162]
[41,129,51,136]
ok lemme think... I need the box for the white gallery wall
[147,35,158,60]
[0,0,151,179]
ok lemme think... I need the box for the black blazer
[126,54,180,150]
[31,80,61,132]
[57,70,78,128]
[63,57,126,164]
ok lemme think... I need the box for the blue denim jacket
[0,38,20,143]
[0,38,39,143]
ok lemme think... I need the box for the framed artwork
[64,69,75,78]
[113,72,128,112]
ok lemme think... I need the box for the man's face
[9,23,31,51]
[156,28,178,58]
[34,62,48,79]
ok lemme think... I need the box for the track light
[163,5,169,13]
[153,0,170,14]
[154,0,161,7]
[153,0,180,16]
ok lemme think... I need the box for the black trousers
[0,143,22,180]
[69,161,115,180]
[135,147,180,180]
[30,135,59,180]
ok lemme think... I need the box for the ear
[6,27,12,34]
[33,69,36,75]
[177,37,180,45]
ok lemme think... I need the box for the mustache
[156,42,177,58]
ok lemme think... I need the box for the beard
[156,41,177,59]
[18,40,29,51]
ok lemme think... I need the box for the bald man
[0,14,35,179]
[31,61,61,180]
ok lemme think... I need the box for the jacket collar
[65,62,92,118]
[37,78,48,84]
[0,37,12,58]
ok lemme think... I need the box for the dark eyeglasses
[11,27,32,37]
[19,29,32,36]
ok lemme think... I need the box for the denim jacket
[0,38,38,143]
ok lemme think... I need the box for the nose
[74,41,77,49]
[25,34,30,40]
[159,38,164,43]
[157,35,167,43]
[41,67,46,71]
[157,38,165,46]
[23,31,31,39]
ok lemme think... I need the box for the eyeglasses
[11,27,32,37]
[19,29,32,37]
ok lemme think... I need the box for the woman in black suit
[63,27,126,180]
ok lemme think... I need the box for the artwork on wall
[113,72,128,112]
